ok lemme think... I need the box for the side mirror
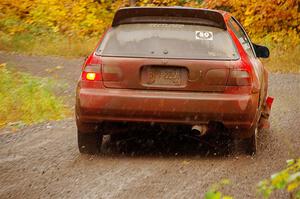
[252,43,270,58]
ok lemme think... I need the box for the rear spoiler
[112,7,226,30]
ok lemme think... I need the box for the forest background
[0,0,299,72]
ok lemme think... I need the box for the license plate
[142,66,187,87]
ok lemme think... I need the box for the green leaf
[287,159,295,166]
[204,191,221,199]
[287,172,300,183]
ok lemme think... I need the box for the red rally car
[75,7,272,155]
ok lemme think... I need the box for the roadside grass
[262,45,300,73]
[0,31,99,57]
[0,63,71,128]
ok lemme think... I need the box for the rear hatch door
[99,22,239,92]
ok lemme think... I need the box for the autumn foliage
[0,0,122,37]
[1,0,298,39]
[0,0,299,71]
[204,0,299,46]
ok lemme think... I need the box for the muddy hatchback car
[75,7,271,155]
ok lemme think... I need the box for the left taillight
[81,64,102,81]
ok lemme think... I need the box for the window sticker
[195,31,213,40]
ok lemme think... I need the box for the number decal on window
[195,31,213,40]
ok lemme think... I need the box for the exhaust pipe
[191,125,208,136]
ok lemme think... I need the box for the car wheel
[244,125,258,155]
[77,130,103,154]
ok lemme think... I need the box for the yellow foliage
[203,0,300,47]
[0,0,299,73]
[137,0,179,6]
[1,0,298,44]
[258,159,300,198]
[0,0,125,37]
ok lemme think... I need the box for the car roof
[112,7,228,30]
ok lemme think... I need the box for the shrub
[258,159,300,199]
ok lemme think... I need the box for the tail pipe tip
[191,125,208,136]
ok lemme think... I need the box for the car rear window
[98,23,239,60]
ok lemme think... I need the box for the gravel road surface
[0,52,299,198]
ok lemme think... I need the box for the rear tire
[243,126,258,155]
[77,130,103,154]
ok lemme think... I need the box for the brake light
[82,71,101,81]
[227,69,251,86]
[86,72,96,80]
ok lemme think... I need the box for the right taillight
[227,69,251,86]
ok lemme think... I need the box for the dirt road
[0,51,299,198]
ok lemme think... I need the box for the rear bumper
[76,88,259,130]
